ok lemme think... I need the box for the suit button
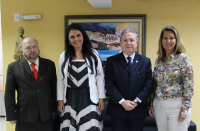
[37,90,39,92]
[129,75,132,78]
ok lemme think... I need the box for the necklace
[75,52,83,59]
[76,54,83,59]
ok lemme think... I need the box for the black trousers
[16,117,53,131]
[111,116,144,131]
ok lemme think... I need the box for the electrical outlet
[14,14,20,22]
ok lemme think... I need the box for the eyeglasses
[121,39,135,43]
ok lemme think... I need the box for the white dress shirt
[27,57,39,71]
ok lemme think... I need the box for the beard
[23,50,40,60]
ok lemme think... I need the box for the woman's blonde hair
[157,26,186,60]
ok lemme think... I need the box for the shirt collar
[27,57,39,66]
[123,52,135,60]
[169,53,175,58]
[162,53,176,61]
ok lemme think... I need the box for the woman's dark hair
[61,23,99,79]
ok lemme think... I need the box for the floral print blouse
[149,53,194,115]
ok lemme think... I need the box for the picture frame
[65,15,146,67]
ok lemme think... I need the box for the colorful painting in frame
[65,15,146,68]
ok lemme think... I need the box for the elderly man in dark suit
[105,29,154,131]
[5,37,57,131]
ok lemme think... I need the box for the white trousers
[153,97,191,131]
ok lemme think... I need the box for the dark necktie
[127,56,133,69]
[31,63,38,85]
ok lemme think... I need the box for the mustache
[30,52,37,55]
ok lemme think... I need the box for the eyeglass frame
[120,39,136,43]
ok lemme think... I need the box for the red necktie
[31,63,38,85]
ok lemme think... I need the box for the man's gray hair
[120,29,138,41]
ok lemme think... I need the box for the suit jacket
[57,49,106,104]
[105,53,154,118]
[5,57,57,123]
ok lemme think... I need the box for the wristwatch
[134,99,140,104]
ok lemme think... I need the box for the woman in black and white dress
[57,23,106,131]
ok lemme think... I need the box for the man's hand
[9,120,17,125]
[121,100,136,111]
[131,101,138,108]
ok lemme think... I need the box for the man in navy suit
[105,29,154,131]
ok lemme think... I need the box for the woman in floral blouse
[149,26,194,131]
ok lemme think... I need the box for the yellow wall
[1,0,200,130]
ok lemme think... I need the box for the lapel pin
[136,60,138,63]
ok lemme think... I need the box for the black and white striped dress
[60,60,103,131]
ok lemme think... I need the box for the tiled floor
[0,116,6,131]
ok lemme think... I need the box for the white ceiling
[87,0,112,8]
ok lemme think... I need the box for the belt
[67,85,89,89]
[162,94,183,100]
[163,96,168,100]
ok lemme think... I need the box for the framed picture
[65,15,146,68]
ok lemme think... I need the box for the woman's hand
[178,114,187,122]
[58,100,65,113]
[98,99,105,111]
[148,106,155,118]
